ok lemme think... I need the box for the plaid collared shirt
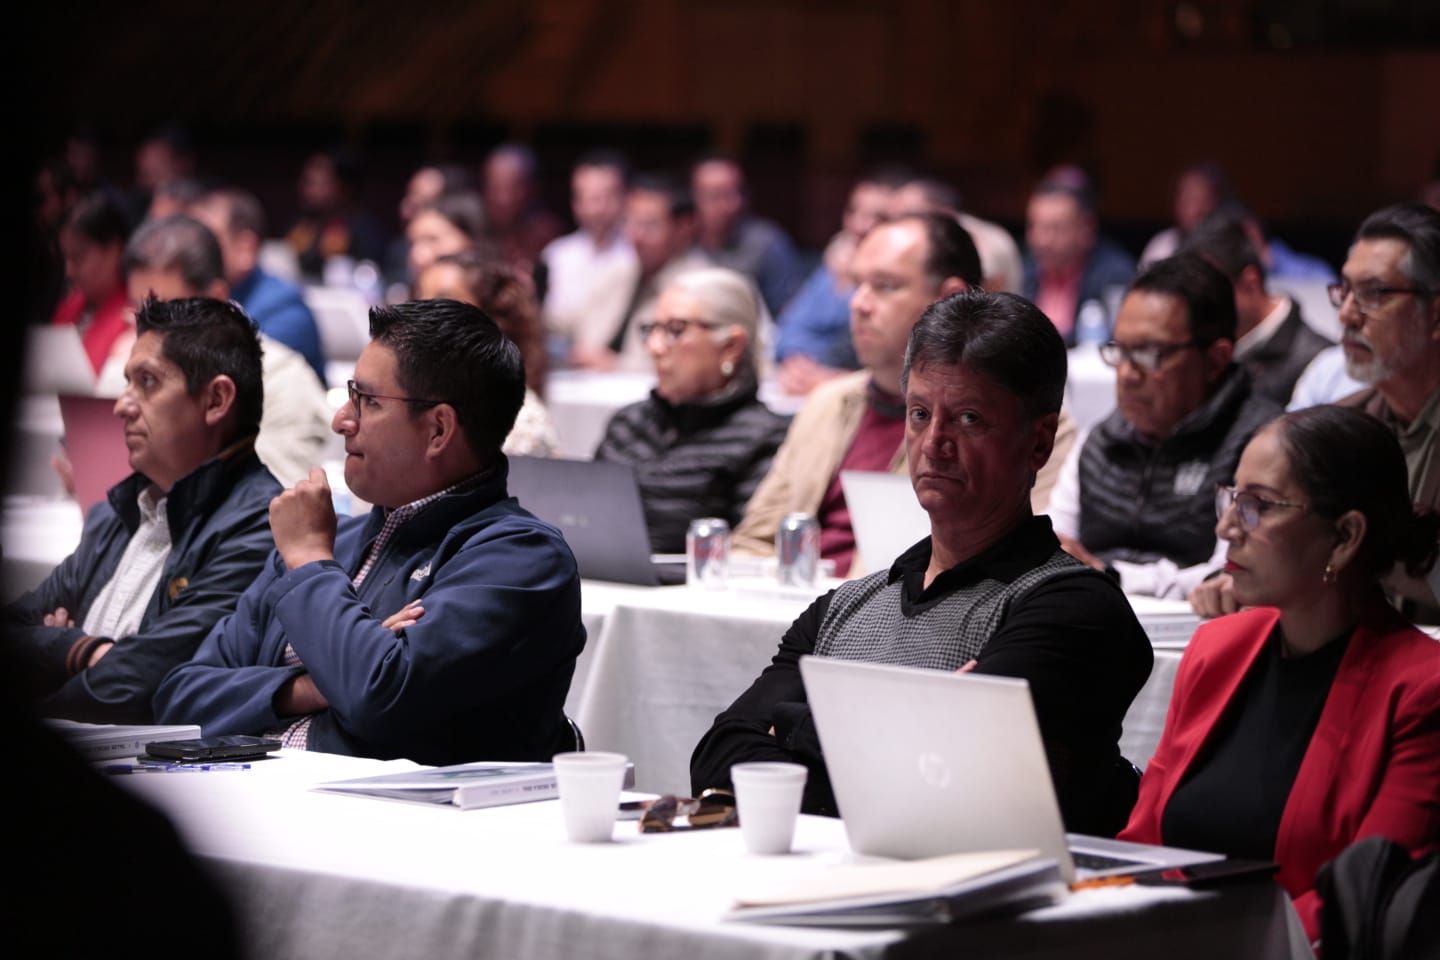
[278,470,491,749]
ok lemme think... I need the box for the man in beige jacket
[734,211,1076,576]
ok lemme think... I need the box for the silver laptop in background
[839,470,929,571]
[799,655,1222,883]
[506,456,683,586]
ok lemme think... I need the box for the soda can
[776,512,820,588]
[686,517,731,589]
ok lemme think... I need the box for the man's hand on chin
[270,467,338,571]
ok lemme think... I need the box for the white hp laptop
[799,656,1222,882]
[505,456,685,586]
[839,470,929,572]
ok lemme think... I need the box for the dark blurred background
[21,0,1440,298]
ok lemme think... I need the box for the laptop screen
[505,456,665,586]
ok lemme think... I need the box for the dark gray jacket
[594,366,790,554]
[6,444,280,723]
[1079,366,1282,569]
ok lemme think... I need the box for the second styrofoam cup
[730,761,808,854]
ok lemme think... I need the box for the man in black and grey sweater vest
[693,291,1153,837]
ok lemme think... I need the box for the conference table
[107,748,1312,960]
[2,495,1198,799]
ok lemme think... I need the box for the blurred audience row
[25,130,1440,624]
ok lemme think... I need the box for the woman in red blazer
[1120,405,1440,944]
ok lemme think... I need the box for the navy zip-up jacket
[6,444,280,723]
[153,459,586,766]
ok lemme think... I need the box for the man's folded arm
[266,523,583,745]
[45,507,278,724]
[690,592,830,796]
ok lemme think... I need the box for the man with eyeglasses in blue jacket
[154,298,586,765]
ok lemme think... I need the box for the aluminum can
[686,517,731,588]
[776,512,820,588]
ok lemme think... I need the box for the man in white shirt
[540,150,637,355]
[6,297,280,722]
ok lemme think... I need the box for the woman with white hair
[595,267,791,554]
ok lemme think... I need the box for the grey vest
[814,548,1092,669]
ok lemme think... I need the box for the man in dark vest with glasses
[1048,254,1281,598]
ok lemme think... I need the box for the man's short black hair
[368,299,525,460]
[65,187,136,247]
[574,148,631,184]
[122,214,225,291]
[627,172,694,219]
[202,188,269,239]
[903,290,1067,422]
[1179,212,1264,283]
[1031,167,1099,218]
[883,211,984,290]
[134,296,265,439]
[1355,202,1440,298]
[1127,254,1238,345]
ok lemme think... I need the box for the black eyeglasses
[637,317,722,343]
[1326,281,1429,311]
[1215,483,1308,530]
[345,380,444,420]
[1098,340,1198,373]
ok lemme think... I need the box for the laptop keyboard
[1071,850,1145,872]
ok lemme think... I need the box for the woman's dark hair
[416,190,487,243]
[426,250,546,395]
[902,290,1067,421]
[1272,405,1439,579]
[64,187,135,247]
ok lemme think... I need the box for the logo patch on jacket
[1173,461,1209,497]
[167,577,189,600]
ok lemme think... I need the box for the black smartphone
[144,735,282,763]
[1135,858,1279,888]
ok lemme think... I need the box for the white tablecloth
[109,749,1310,960]
[572,580,1200,796]
[1066,345,1117,431]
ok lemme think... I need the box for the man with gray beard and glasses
[1191,203,1440,624]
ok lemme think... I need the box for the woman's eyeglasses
[1214,483,1308,530]
[637,317,722,343]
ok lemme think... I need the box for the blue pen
[105,762,252,773]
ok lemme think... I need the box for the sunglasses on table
[635,789,738,833]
